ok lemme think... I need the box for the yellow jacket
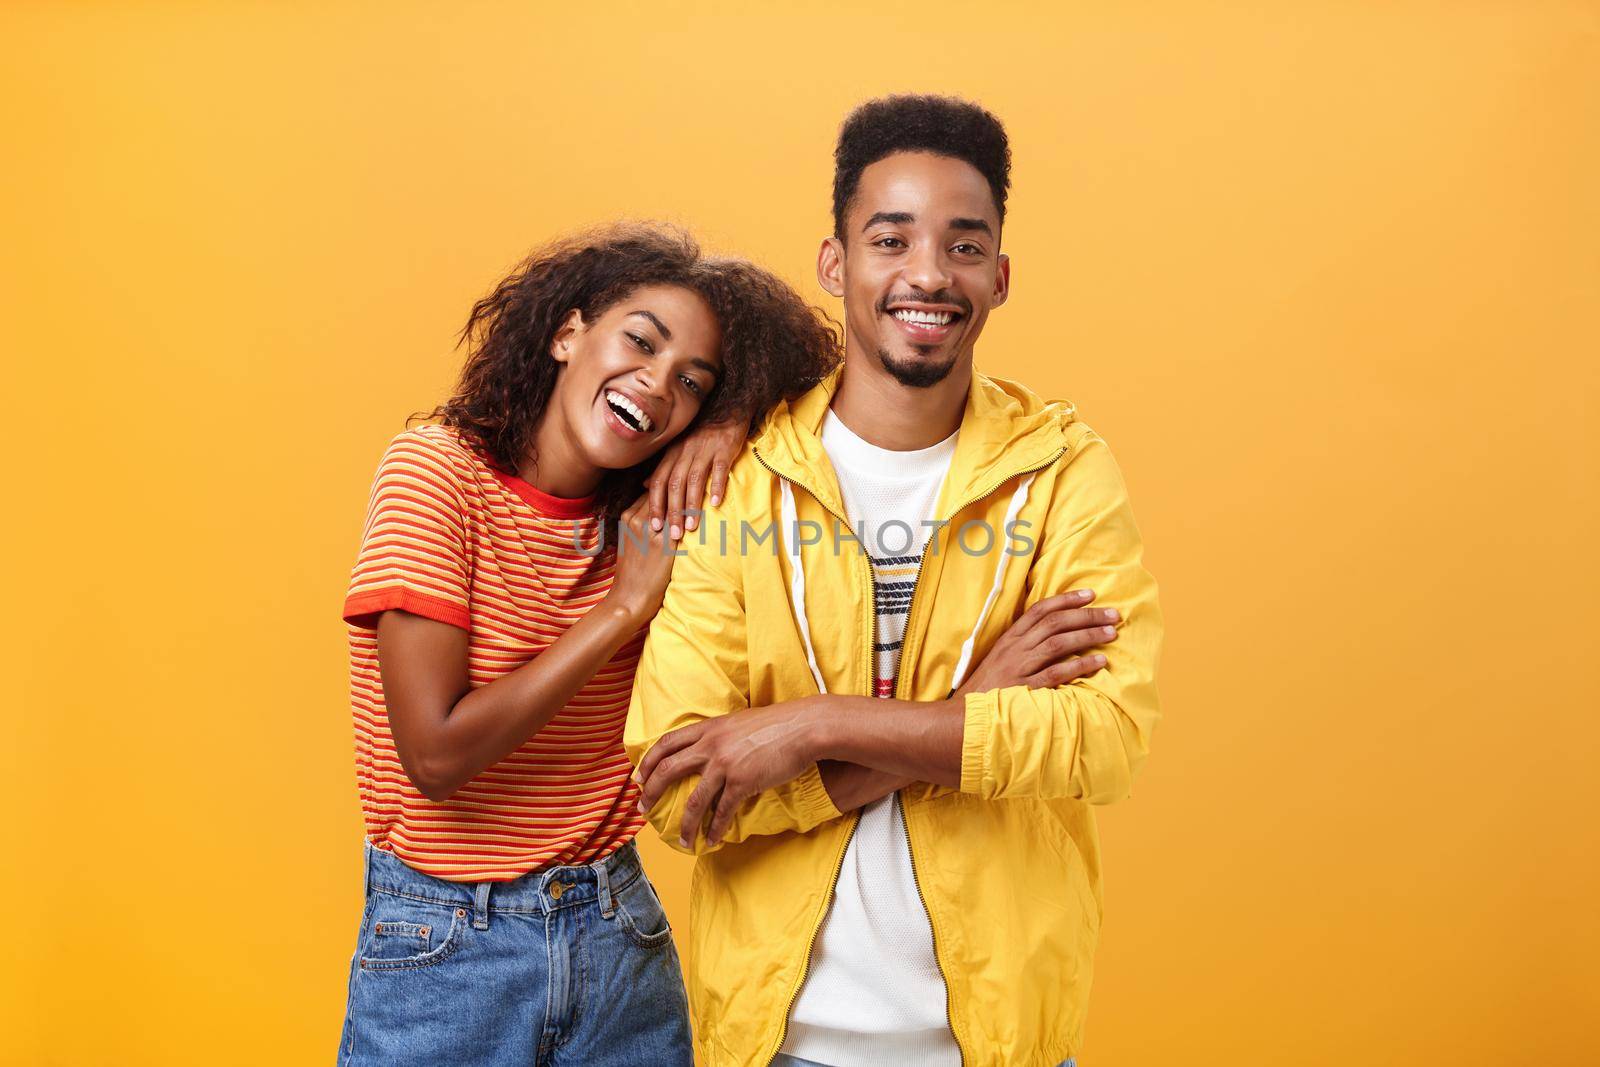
[625,365,1163,1066]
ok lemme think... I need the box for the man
[626,95,1163,1067]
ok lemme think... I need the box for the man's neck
[829,352,970,451]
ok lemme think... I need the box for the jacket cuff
[959,690,994,795]
[796,762,845,826]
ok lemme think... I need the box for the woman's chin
[580,435,655,472]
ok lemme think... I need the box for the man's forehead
[852,151,999,230]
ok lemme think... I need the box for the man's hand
[645,416,748,539]
[633,590,1124,849]
[635,698,825,848]
[956,588,1120,696]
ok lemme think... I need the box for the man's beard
[877,344,960,388]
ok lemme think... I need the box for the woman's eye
[679,375,703,397]
[627,332,654,354]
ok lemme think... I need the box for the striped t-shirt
[343,423,646,882]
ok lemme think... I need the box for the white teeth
[605,389,653,432]
[892,309,955,326]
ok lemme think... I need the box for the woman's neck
[522,413,604,499]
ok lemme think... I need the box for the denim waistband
[363,840,646,919]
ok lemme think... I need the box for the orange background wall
[4,3,1596,1064]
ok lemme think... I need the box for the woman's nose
[635,369,670,401]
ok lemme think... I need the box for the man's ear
[991,252,1011,308]
[816,237,846,299]
[550,308,586,363]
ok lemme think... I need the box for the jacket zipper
[892,445,1069,1066]
[752,443,1068,1066]
[752,449,873,1066]
[889,533,969,1064]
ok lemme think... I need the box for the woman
[336,224,839,1066]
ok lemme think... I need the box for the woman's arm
[381,497,672,802]
[378,599,647,802]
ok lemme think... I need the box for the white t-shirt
[779,409,962,1067]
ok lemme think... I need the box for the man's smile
[883,299,967,345]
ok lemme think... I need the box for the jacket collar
[751,361,1076,522]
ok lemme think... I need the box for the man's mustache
[876,289,972,316]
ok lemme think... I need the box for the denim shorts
[337,839,691,1066]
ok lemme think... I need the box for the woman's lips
[600,395,651,441]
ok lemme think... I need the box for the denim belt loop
[472,881,492,930]
[594,854,615,919]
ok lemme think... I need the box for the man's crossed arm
[635,589,1121,848]
[626,428,1162,854]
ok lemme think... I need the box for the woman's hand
[645,417,748,539]
[955,589,1120,696]
[603,494,677,624]
[381,505,671,800]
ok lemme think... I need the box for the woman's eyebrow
[627,310,672,340]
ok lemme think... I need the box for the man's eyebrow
[949,217,994,237]
[861,211,915,231]
[628,310,672,341]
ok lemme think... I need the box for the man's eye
[953,242,982,255]
[627,332,654,354]
[873,237,905,249]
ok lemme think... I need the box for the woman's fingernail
[710,494,721,507]
[1100,626,1117,638]
[687,516,698,532]
[651,517,662,531]
[1092,654,1107,665]
[669,525,681,540]
[1105,608,1120,621]
[678,836,690,848]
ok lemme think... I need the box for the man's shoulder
[1032,417,1137,542]
[717,439,781,517]
[1060,416,1107,457]
[973,369,1080,426]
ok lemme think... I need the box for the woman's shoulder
[377,423,495,497]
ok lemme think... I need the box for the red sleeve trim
[343,587,471,631]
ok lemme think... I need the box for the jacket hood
[751,363,1079,521]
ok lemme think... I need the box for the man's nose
[901,243,953,294]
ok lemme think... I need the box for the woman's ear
[550,309,586,364]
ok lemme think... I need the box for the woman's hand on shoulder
[645,417,748,540]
